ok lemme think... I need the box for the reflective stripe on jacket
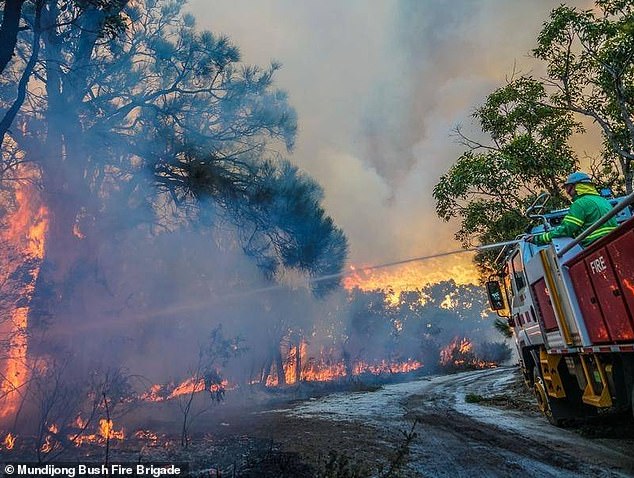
[535,184,618,246]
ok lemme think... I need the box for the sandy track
[258,367,634,477]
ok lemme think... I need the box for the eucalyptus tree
[433,77,579,274]
[534,0,634,192]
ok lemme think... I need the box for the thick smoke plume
[191,0,594,265]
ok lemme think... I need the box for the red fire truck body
[489,193,634,425]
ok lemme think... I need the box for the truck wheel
[533,367,569,427]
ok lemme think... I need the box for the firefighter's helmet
[564,172,592,185]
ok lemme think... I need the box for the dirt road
[255,367,634,477]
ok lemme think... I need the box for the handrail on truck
[557,190,634,258]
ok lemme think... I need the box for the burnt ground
[2,367,634,477]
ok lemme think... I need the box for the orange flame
[439,337,497,370]
[133,430,159,445]
[3,433,15,450]
[343,255,479,298]
[40,424,58,454]
[264,342,423,386]
[74,416,87,429]
[72,418,124,446]
[440,337,473,367]
[0,176,49,419]
[141,378,230,402]
[99,419,124,440]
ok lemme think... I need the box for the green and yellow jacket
[534,184,617,246]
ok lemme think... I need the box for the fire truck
[486,190,634,425]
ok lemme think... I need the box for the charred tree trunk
[294,342,301,383]
[28,1,113,342]
[260,356,273,385]
[274,347,285,386]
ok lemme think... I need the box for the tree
[0,0,345,326]
[534,0,634,192]
[0,1,127,147]
[0,0,27,75]
[433,77,579,274]
[345,288,399,370]
[0,0,347,428]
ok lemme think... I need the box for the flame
[353,359,423,375]
[439,337,497,370]
[264,342,423,386]
[0,174,49,419]
[75,416,87,429]
[72,418,124,446]
[72,222,85,239]
[99,419,124,440]
[40,424,58,454]
[141,378,230,402]
[3,433,15,450]
[440,337,473,367]
[343,254,479,298]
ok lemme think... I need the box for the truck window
[511,251,526,291]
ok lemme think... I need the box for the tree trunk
[0,0,25,75]
[274,346,285,386]
[260,356,273,384]
[342,347,353,379]
[294,342,301,383]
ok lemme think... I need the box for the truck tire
[533,367,572,427]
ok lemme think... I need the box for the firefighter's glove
[527,233,549,245]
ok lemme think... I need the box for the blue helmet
[564,172,592,185]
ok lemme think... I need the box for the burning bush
[439,337,501,372]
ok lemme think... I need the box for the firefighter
[527,172,618,246]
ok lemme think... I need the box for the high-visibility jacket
[534,184,618,246]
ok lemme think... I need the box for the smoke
[0,0,600,435]
[189,0,594,265]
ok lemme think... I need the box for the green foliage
[493,317,513,339]
[433,77,578,274]
[533,0,634,192]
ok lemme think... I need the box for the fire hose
[308,239,522,285]
[171,239,523,312]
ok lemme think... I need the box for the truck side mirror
[486,281,505,311]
